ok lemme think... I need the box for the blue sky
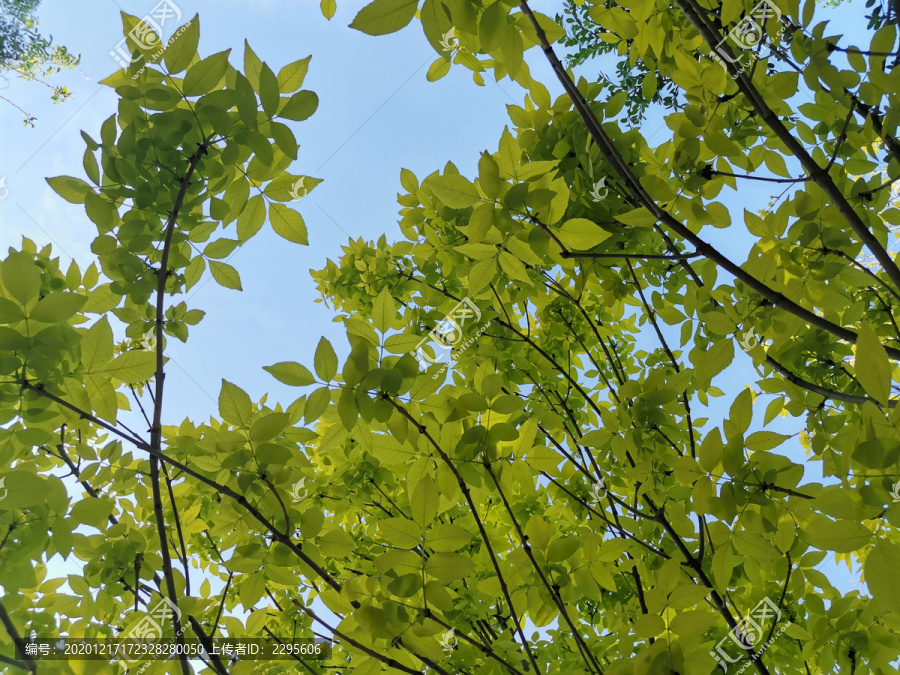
[0,0,881,641]
[0,0,563,418]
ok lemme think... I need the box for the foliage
[1,1,900,675]
[0,0,80,125]
[558,0,684,125]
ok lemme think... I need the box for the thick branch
[385,396,542,674]
[517,0,900,362]
[677,0,900,295]
[765,355,894,407]
[22,381,148,447]
[149,140,211,675]
[0,601,35,674]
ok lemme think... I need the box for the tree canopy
[1,1,899,674]
[0,0,79,125]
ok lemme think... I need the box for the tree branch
[518,0,900,362]
[677,0,900,296]
[385,395,542,674]
[765,354,895,407]
[0,601,35,674]
[148,139,211,675]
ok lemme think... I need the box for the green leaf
[0,298,25,323]
[321,0,337,19]
[100,350,157,384]
[29,293,87,323]
[264,362,316,386]
[243,40,263,89]
[804,515,872,552]
[84,194,118,233]
[83,148,100,184]
[374,550,422,576]
[547,538,581,562]
[163,15,199,73]
[209,261,243,290]
[556,218,611,250]
[633,614,665,639]
[185,257,206,291]
[855,323,891,405]
[425,552,474,581]
[426,57,451,82]
[430,174,482,208]
[479,2,506,52]
[203,239,239,259]
[745,431,790,451]
[81,316,114,371]
[694,339,734,387]
[314,337,338,381]
[372,286,396,333]
[411,474,438,527]
[864,541,900,614]
[640,174,677,201]
[277,56,312,92]
[239,573,266,609]
[0,472,52,509]
[279,91,318,121]
[304,386,331,422]
[258,63,280,117]
[237,195,266,242]
[383,333,423,354]
[46,176,93,204]
[249,412,290,442]
[269,203,308,245]
[729,388,753,436]
[614,208,658,228]
[426,524,472,552]
[183,49,231,96]
[219,379,253,427]
[712,545,734,589]
[498,250,531,284]
[669,610,718,639]
[69,497,115,528]
[379,518,422,549]
[349,0,417,36]
[468,258,496,296]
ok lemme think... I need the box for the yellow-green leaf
[855,323,891,405]
[349,0,417,36]
[183,49,231,96]
[556,218,611,250]
[210,261,243,290]
[269,203,308,245]
[431,174,482,208]
[425,552,474,580]
[163,15,199,73]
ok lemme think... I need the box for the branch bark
[517,0,900,362]
[148,139,211,675]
